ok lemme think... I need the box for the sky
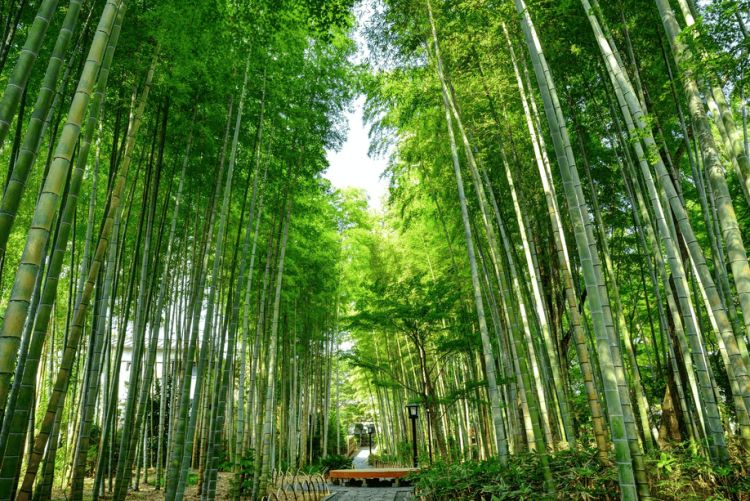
[324,97,388,211]
[323,5,389,212]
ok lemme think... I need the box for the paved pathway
[352,447,371,469]
[327,486,413,500]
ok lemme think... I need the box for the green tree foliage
[0,0,748,500]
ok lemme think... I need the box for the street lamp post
[406,403,419,468]
[367,424,375,455]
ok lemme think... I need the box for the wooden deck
[329,468,418,487]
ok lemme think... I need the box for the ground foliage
[411,444,750,500]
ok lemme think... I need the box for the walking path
[326,447,415,500]
[327,485,414,500]
[352,447,371,469]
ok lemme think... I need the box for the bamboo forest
[0,0,750,499]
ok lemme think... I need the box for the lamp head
[406,402,419,418]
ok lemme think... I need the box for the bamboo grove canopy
[0,0,747,500]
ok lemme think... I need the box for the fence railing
[260,470,330,501]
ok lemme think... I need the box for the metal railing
[260,469,330,501]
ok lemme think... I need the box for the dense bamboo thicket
[0,0,747,500]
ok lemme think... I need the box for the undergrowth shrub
[369,452,403,466]
[319,454,352,472]
[228,449,255,496]
[411,447,617,500]
[648,441,749,500]
[410,444,749,500]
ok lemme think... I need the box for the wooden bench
[329,468,419,487]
